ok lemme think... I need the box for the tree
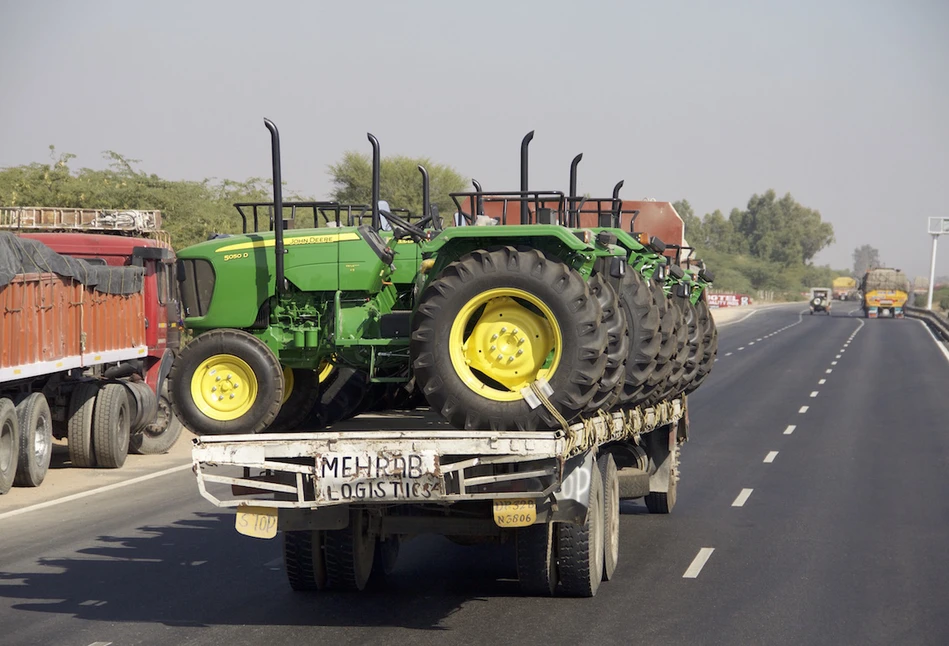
[731,190,834,265]
[703,209,736,253]
[674,199,704,250]
[852,244,881,278]
[327,152,468,223]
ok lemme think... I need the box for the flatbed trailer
[192,397,688,597]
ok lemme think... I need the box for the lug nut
[230,393,235,399]
[490,344,497,351]
[497,354,504,361]
[211,386,217,392]
[226,374,232,380]
[215,376,221,382]
[516,349,524,356]
[218,395,224,401]
[508,356,514,362]
[491,333,499,341]
[500,326,507,333]
[512,328,518,335]
[517,338,526,346]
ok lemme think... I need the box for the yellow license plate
[493,498,537,528]
[235,506,278,539]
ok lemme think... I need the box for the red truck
[0,207,182,494]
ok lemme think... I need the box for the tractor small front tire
[269,367,322,432]
[169,329,284,435]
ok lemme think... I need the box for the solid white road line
[784,425,796,435]
[917,320,949,365]
[764,451,778,463]
[683,548,715,579]
[732,489,754,507]
[0,463,193,521]
[799,406,809,413]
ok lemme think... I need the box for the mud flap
[550,450,595,526]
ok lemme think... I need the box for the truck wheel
[284,530,327,591]
[558,462,604,597]
[584,274,629,414]
[129,381,183,455]
[169,329,284,435]
[13,393,53,487]
[612,269,661,406]
[411,247,607,431]
[516,521,558,596]
[0,398,18,495]
[67,382,99,468]
[268,367,322,432]
[324,508,375,591]
[644,429,678,514]
[598,453,619,581]
[93,383,130,469]
[372,536,401,579]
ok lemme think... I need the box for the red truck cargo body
[16,232,175,365]
[0,273,146,383]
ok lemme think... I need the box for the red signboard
[707,293,753,308]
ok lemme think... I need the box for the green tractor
[168,120,709,435]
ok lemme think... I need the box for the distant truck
[809,288,832,315]
[0,208,182,495]
[832,276,857,300]
[861,267,909,318]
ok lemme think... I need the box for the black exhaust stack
[520,131,534,223]
[471,179,484,216]
[264,118,286,294]
[418,165,430,222]
[569,153,582,227]
[606,180,624,228]
[369,133,381,230]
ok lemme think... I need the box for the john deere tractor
[168,120,713,435]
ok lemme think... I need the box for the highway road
[2,302,948,646]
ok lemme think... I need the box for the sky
[1,0,948,279]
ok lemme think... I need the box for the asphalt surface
[2,302,949,646]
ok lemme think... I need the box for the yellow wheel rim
[190,354,259,421]
[281,365,294,405]
[448,287,562,402]
[318,359,335,384]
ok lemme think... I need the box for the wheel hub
[190,355,258,421]
[450,289,561,401]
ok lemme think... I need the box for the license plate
[493,498,537,528]
[235,505,278,539]
[315,451,443,502]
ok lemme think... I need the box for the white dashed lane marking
[764,451,778,463]
[683,548,715,579]
[799,406,809,413]
[810,391,819,398]
[819,379,826,385]
[732,489,754,507]
[784,425,796,435]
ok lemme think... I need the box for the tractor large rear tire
[612,269,661,407]
[169,329,284,435]
[268,367,322,432]
[310,367,370,428]
[411,247,607,431]
[684,298,718,395]
[584,274,629,414]
[638,282,683,406]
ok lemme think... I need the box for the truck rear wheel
[598,453,619,581]
[412,247,607,431]
[93,383,131,469]
[516,520,558,596]
[169,329,284,435]
[67,382,99,468]
[13,393,53,487]
[558,462,604,597]
[129,381,183,455]
[284,530,327,591]
[0,398,18,495]
[372,537,401,578]
[643,429,678,514]
[324,508,375,591]
[584,274,629,414]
